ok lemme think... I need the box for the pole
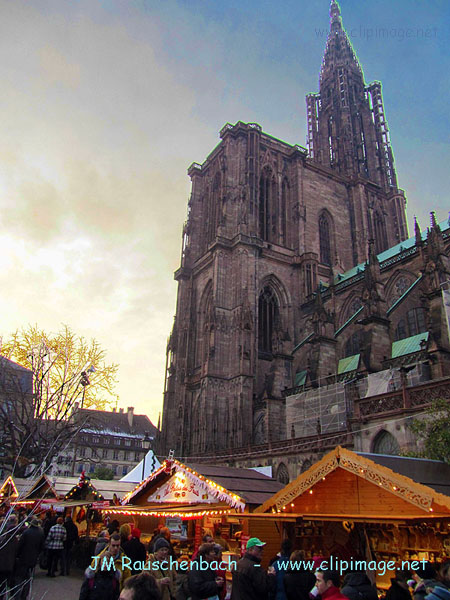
[141,452,146,481]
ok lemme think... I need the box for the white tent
[120,449,161,483]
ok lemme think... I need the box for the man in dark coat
[63,516,79,575]
[341,571,378,600]
[231,537,275,600]
[188,543,224,600]
[284,551,316,600]
[122,528,147,575]
[15,517,45,600]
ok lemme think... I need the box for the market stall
[252,446,450,587]
[102,457,283,558]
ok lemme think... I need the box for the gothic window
[319,213,332,265]
[394,307,426,340]
[259,167,276,242]
[393,276,410,300]
[276,463,290,484]
[281,178,289,246]
[305,263,317,297]
[348,297,362,319]
[394,319,406,341]
[300,459,312,473]
[372,430,400,455]
[374,210,388,254]
[407,307,426,337]
[345,331,362,357]
[207,173,221,245]
[258,286,279,353]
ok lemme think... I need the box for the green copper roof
[391,331,429,359]
[334,218,450,287]
[338,353,360,374]
[293,332,313,354]
[294,370,307,387]
[334,305,363,337]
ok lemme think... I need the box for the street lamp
[141,431,151,481]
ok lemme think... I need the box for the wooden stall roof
[255,446,450,517]
[18,475,135,503]
[357,452,450,496]
[187,463,284,505]
[123,459,283,509]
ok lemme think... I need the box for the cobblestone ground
[29,566,84,600]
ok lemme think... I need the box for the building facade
[52,406,157,480]
[159,2,449,466]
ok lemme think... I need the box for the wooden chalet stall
[11,473,133,531]
[253,447,450,587]
[102,458,283,557]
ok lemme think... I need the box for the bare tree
[0,324,118,477]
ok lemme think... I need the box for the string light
[122,459,245,510]
[101,507,235,519]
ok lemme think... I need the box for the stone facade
[159,2,450,470]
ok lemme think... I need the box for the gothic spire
[320,1,363,86]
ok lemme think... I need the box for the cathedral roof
[334,217,450,288]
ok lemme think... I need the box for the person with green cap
[231,537,275,600]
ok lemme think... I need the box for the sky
[0,0,448,426]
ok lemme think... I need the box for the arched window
[395,307,426,341]
[281,178,289,246]
[300,459,312,473]
[276,463,290,485]
[407,307,426,337]
[258,286,279,353]
[347,297,362,320]
[394,319,407,341]
[373,210,388,254]
[305,263,317,297]
[372,430,400,455]
[259,167,276,242]
[345,330,362,357]
[207,173,221,245]
[319,213,332,265]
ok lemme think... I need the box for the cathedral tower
[159,2,409,458]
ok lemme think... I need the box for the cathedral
[159,1,450,472]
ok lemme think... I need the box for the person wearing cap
[14,517,45,600]
[123,528,147,575]
[425,587,450,600]
[151,527,177,559]
[147,537,177,600]
[231,537,275,600]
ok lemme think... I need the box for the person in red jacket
[314,570,350,600]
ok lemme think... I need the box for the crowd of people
[1,510,450,600]
[81,527,450,600]
[0,509,79,599]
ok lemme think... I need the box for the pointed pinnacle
[414,216,423,246]
[430,211,438,229]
